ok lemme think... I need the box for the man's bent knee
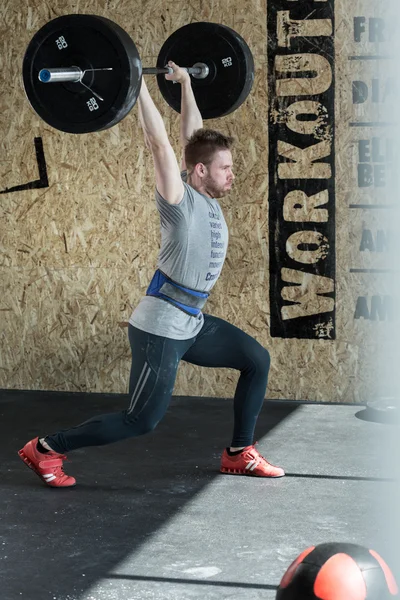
[245,344,271,375]
[124,412,159,436]
[260,347,271,369]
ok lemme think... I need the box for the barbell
[22,14,255,134]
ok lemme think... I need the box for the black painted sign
[267,0,336,339]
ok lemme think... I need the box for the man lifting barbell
[19,28,285,487]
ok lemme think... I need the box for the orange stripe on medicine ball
[369,550,399,595]
[279,547,315,589]
[314,554,367,600]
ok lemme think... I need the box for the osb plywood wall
[0,0,396,401]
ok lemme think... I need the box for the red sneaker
[18,437,76,488]
[220,444,285,478]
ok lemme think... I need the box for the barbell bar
[38,62,210,84]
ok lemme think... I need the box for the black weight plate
[156,22,254,119]
[22,14,142,133]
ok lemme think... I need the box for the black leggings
[45,314,271,454]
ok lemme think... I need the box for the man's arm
[137,77,184,205]
[165,62,203,171]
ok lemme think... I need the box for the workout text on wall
[267,0,336,339]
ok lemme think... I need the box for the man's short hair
[184,129,235,172]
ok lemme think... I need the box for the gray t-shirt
[129,175,229,339]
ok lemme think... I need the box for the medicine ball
[276,542,398,599]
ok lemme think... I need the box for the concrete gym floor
[1,389,399,600]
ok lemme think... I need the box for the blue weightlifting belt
[146,269,209,317]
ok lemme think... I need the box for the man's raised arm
[137,77,184,205]
[165,62,203,171]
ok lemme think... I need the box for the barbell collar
[39,67,83,83]
[38,66,114,83]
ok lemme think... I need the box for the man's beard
[204,175,229,199]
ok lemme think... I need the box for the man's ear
[196,163,206,177]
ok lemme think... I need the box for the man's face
[203,150,235,199]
